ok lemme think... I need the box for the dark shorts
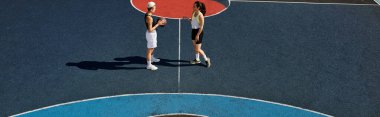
[192,29,204,44]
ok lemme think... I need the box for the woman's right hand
[182,16,191,21]
[157,20,165,25]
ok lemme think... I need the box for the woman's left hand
[195,35,200,41]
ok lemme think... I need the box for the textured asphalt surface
[1,0,380,116]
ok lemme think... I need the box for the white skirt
[146,30,157,48]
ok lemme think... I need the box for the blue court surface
[1,0,380,117]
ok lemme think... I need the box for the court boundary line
[130,0,231,19]
[230,0,379,6]
[10,93,333,117]
[149,113,208,117]
[375,0,380,5]
[178,19,181,93]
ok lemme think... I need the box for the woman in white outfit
[145,2,165,70]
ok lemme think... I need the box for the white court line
[375,0,380,5]
[10,93,333,117]
[230,0,379,6]
[130,0,231,19]
[178,19,181,93]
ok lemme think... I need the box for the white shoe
[205,57,211,68]
[152,57,160,63]
[147,65,158,71]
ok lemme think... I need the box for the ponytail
[200,2,206,15]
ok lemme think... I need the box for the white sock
[147,61,152,66]
[151,55,156,60]
[196,53,200,61]
[203,54,208,61]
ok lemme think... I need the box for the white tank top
[191,11,202,29]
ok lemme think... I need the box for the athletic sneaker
[152,57,160,63]
[147,65,158,71]
[205,57,211,68]
[190,59,201,64]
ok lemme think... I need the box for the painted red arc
[131,0,228,19]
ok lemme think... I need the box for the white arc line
[130,0,232,19]
[10,93,333,117]
[375,0,380,5]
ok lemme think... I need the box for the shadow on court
[66,56,205,70]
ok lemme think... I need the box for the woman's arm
[183,11,195,21]
[147,16,162,32]
[196,13,204,39]
[182,16,192,21]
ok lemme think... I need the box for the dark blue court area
[1,0,380,117]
